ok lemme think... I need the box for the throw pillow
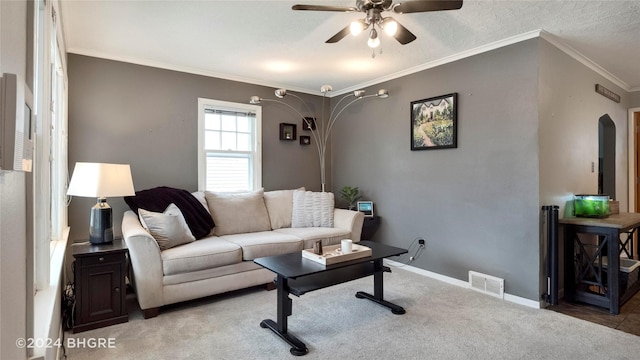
[139,203,196,251]
[263,187,305,230]
[124,186,214,239]
[291,190,334,228]
[205,189,272,236]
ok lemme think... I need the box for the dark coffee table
[253,240,407,356]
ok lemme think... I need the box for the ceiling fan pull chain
[371,49,376,59]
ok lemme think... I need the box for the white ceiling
[60,1,640,95]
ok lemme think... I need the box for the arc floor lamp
[251,85,389,192]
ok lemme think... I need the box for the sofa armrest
[122,210,164,310]
[333,208,365,242]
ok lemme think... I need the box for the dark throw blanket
[124,186,214,239]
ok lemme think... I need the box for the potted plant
[340,186,362,210]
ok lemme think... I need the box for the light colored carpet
[66,265,640,360]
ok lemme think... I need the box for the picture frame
[279,123,297,141]
[300,135,311,145]
[411,93,457,150]
[302,117,316,131]
[356,201,374,217]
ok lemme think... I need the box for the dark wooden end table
[72,239,129,333]
[253,240,407,356]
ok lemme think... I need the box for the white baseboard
[384,259,541,309]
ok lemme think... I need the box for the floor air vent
[469,271,504,299]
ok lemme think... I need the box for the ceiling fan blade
[292,4,357,12]
[391,21,417,45]
[393,0,463,14]
[326,25,352,43]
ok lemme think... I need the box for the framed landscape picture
[410,93,457,150]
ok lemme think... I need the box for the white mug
[341,239,353,254]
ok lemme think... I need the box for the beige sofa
[122,188,364,318]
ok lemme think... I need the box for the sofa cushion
[263,187,305,230]
[291,190,335,228]
[274,227,351,249]
[161,236,242,276]
[139,204,196,251]
[205,189,272,236]
[220,231,303,260]
[163,261,263,286]
[191,191,211,214]
[125,186,214,239]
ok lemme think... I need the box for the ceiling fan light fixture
[350,21,364,36]
[294,0,464,54]
[367,28,380,48]
[274,88,287,98]
[382,18,397,36]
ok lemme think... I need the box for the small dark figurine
[313,240,323,255]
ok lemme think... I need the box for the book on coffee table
[302,243,372,265]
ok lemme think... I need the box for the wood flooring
[548,290,640,337]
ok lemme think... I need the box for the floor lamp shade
[68,163,135,244]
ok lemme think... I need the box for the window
[198,99,261,192]
[28,0,69,356]
[32,0,68,291]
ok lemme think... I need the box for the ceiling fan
[292,0,463,49]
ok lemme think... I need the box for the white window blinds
[198,100,261,192]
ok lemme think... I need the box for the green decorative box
[574,194,610,218]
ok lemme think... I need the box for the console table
[560,213,640,314]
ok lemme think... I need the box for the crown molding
[538,30,630,92]
[70,28,633,98]
[336,29,632,96]
[66,48,324,96]
[333,29,544,96]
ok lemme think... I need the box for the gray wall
[630,91,640,108]
[68,39,636,302]
[330,37,634,302]
[538,39,631,295]
[539,40,629,213]
[0,1,28,358]
[331,40,541,300]
[67,55,325,241]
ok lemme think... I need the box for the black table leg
[355,259,405,314]
[259,275,308,356]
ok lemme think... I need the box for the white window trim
[32,227,68,359]
[30,0,69,357]
[197,98,262,191]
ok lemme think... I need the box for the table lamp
[67,162,135,244]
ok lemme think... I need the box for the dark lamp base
[89,198,113,245]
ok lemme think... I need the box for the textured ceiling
[60,1,640,95]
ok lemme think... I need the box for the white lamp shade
[67,162,135,198]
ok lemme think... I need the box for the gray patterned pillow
[139,203,196,250]
[291,190,334,228]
